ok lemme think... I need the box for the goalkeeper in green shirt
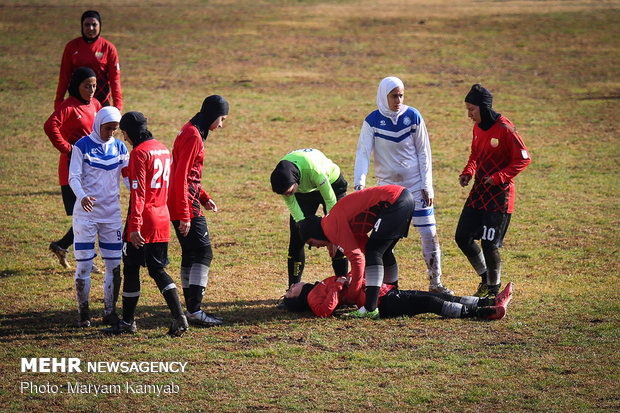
[271,149,349,287]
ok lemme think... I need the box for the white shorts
[73,218,123,262]
[409,189,436,228]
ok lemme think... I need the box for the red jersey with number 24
[126,139,171,243]
[461,115,530,213]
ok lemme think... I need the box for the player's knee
[197,244,213,266]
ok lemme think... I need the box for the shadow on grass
[0,298,311,342]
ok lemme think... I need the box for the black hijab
[465,83,501,131]
[68,66,96,104]
[81,10,101,43]
[120,111,153,147]
[270,160,301,194]
[282,282,317,312]
[190,95,229,140]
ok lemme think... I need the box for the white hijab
[376,76,407,123]
[90,106,122,143]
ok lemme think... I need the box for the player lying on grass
[282,275,513,320]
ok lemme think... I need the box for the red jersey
[321,184,405,302]
[461,115,530,213]
[55,36,122,111]
[167,121,212,222]
[44,96,102,185]
[307,275,395,317]
[126,139,171,243]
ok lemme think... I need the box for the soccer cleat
[102,319,137,335]
[429,283,454,295]
[478,305,506,320]
[474,282,492,298]
[186,310,223,327]
[168,315,189,337]
[77,319,91,328]
[49,241,70,269]
[494,282,513,308]
[342,307,380,319]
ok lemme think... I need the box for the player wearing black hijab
[168,95,229,327]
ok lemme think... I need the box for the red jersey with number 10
[461,115,530,213]
[126,139,171,243]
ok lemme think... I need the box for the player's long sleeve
[412,117,434,199]
[68,147,87,202]
[354,121,374,188]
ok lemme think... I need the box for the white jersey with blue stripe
[354,105,434,198]
[69,135,129,223]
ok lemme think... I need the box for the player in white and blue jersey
[354,76,452,295]
[68,106,129,327]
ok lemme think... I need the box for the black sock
[163,289,184,319]
[186,284,205,314]
[288,259,304,286]
[58,227,74,250]
[122,296,138,323]
[364,286,380,312]
[478,297,495,307]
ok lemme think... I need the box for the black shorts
[293,173,348,217]
[369,190,414,240]
[456,206,512,249]
[172,216,211,249]
[123,241,170,269]
[61,185,76,216]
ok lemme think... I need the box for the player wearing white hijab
[354,77,452,295]
[69,106,129,327]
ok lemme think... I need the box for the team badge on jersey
[96,52,104,59]
[490,138,499,148]
[131,180,138,190]
[403,116,412,126]
[380,120,386,126]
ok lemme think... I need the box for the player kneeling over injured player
[283,275,513,320]
[104,112,188,336]
[69,106,129,327]
[297,184,414,319]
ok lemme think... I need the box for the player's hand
[81,196,95,212]
[459,174,471,187]
[179,220,191,237]
[129,231,145,249]
[204,199,218,212]
[483,176,496,186]
[335,276,351,287]
[421,189,433,207]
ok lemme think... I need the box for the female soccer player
[354,76,452,295]
[54,10,122,111]
[45,67,101,269]
[455,84,530,298]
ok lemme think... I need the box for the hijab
[377,76,407,124]
[81,10,101,43]
[190,95,229,140]
[119,111,153,147]
[68,66,96,104]
[90,106,121,143]
[270,160,300,194]
[464,83,501,131]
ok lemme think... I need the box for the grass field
[0,0,619,411]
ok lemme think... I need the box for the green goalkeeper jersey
[281,148,341,222]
